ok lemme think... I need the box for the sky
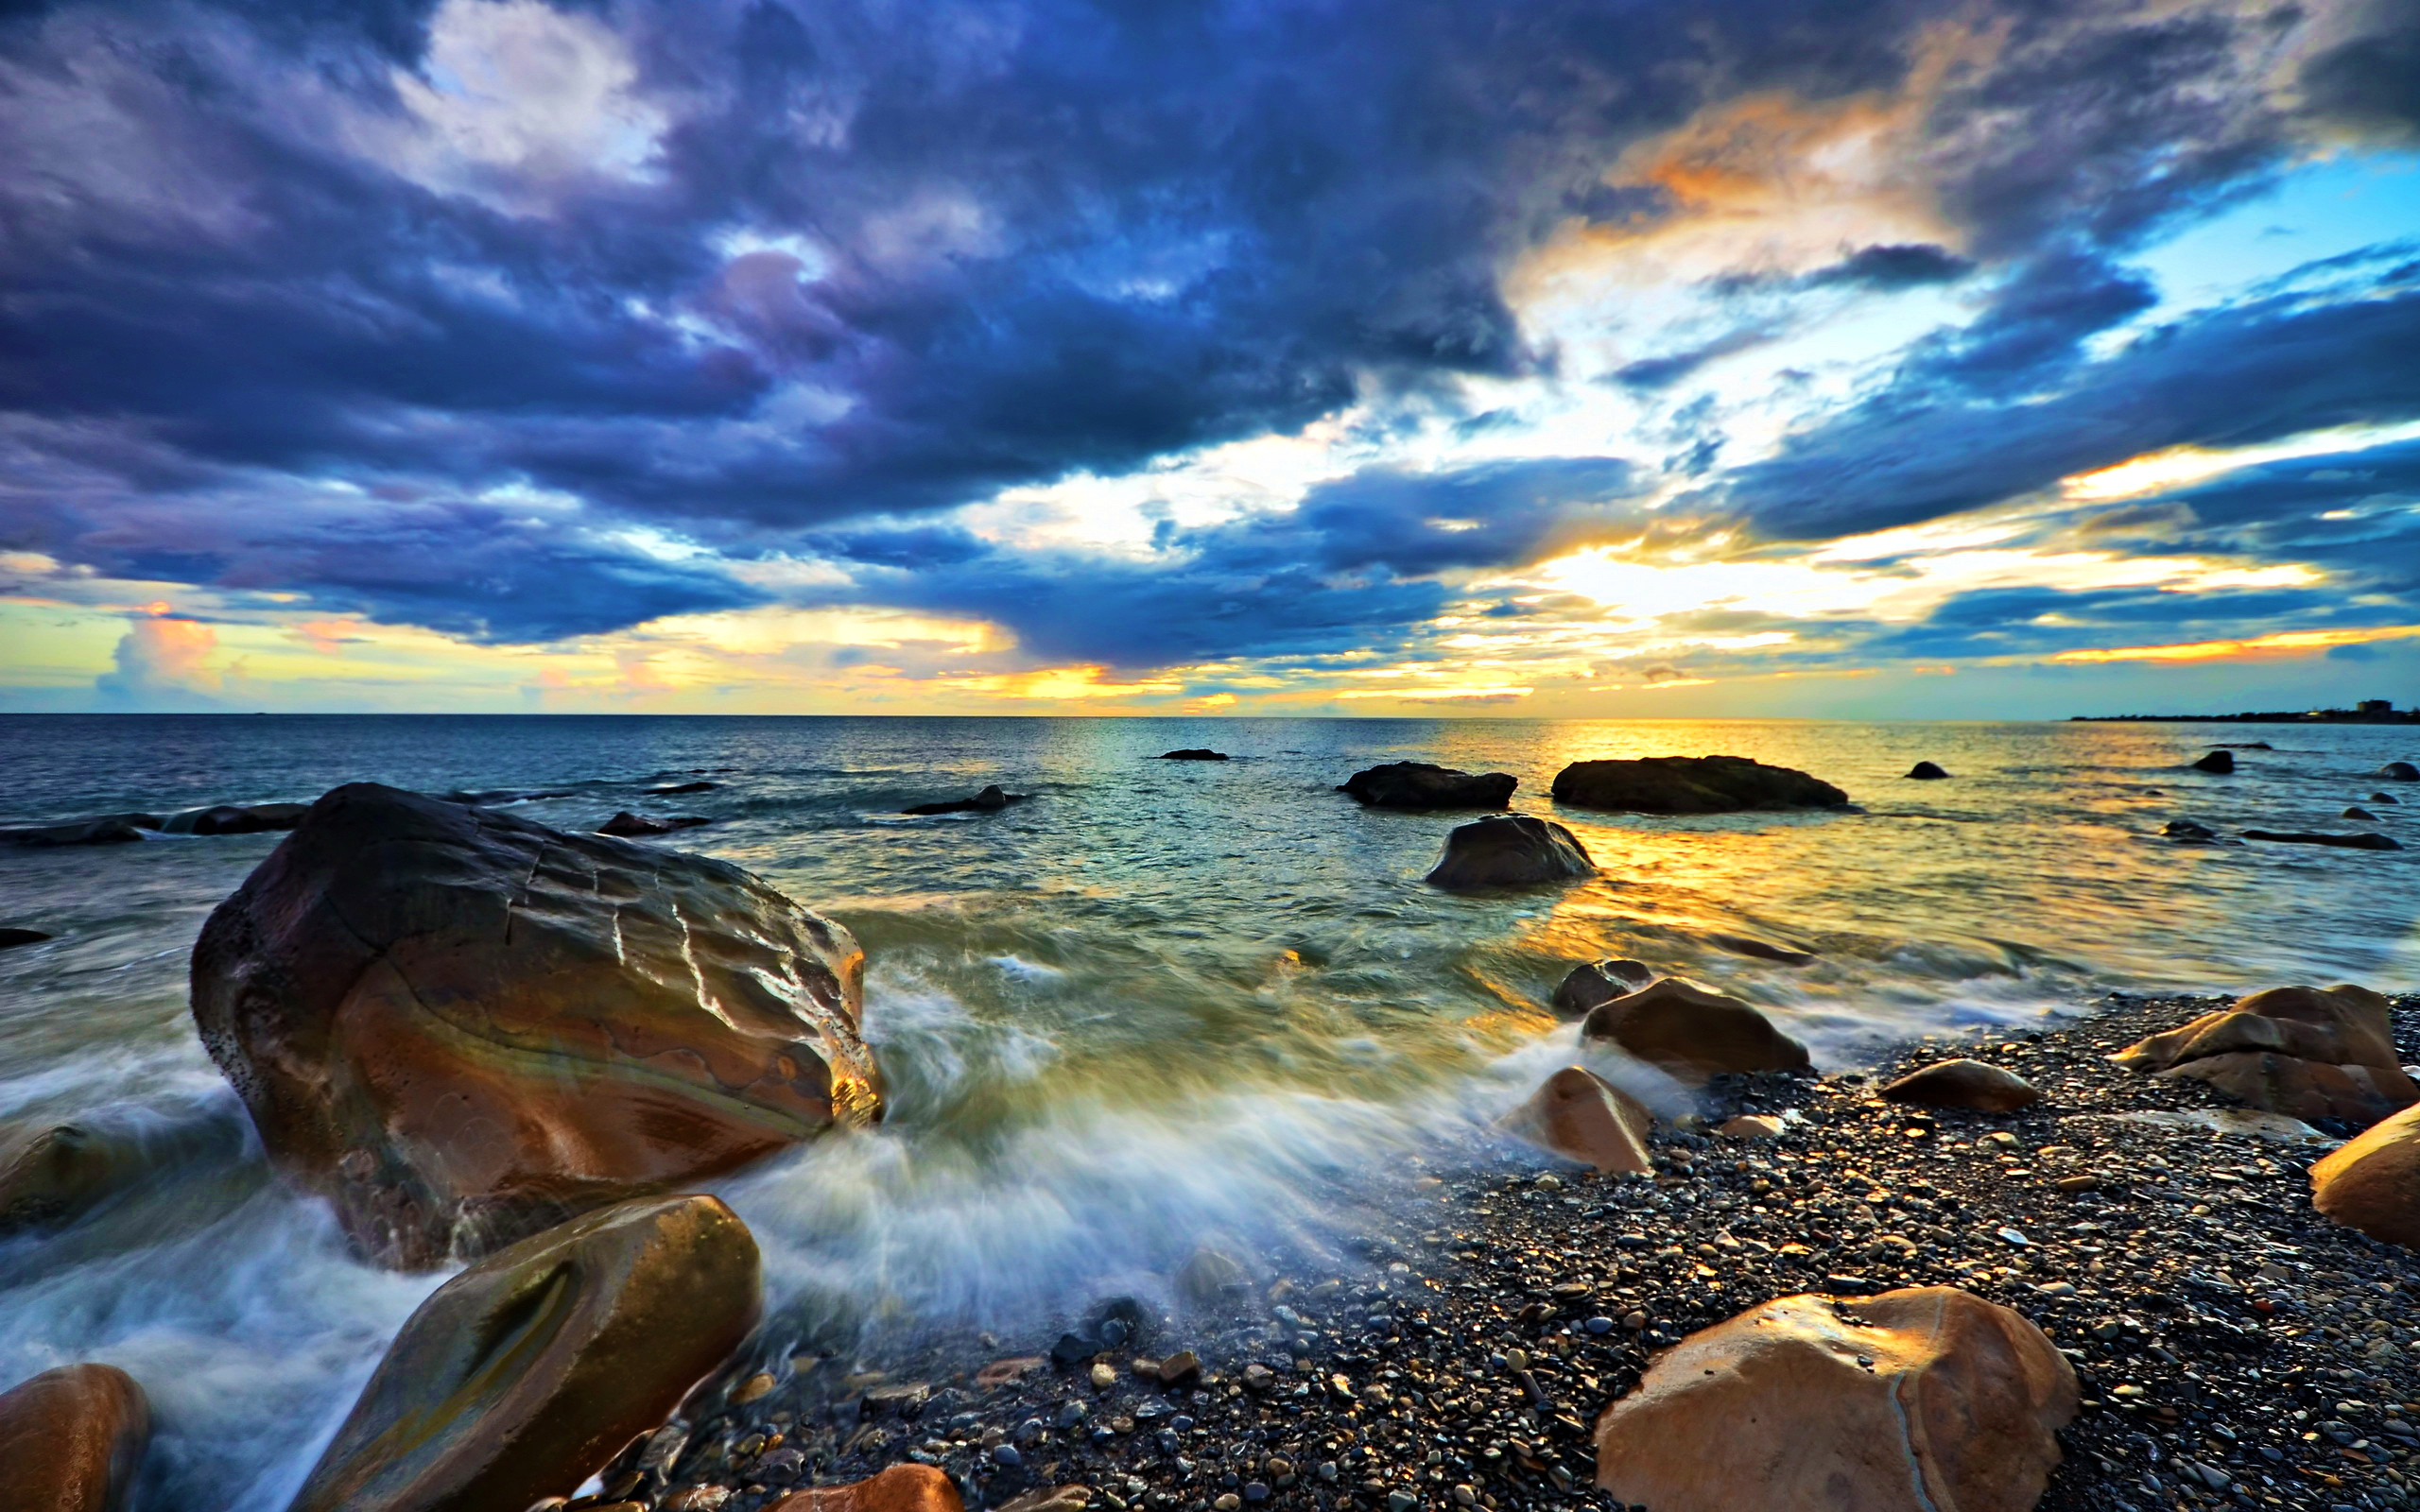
[3,0,2419,717]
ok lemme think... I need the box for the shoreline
[628,991,2420,1512]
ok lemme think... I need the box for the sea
[1,713,2414,1507]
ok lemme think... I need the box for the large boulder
[1549,958,1656,1017]
[191,782,880,1268]
[288,1194,760,1512]
[1880,1058,2042,1113]
[2111,984,2415,1125]
[1498,1066,1653,1174]
[0,1363,151,1512]
[1424,814,1592,889]
[1336,762,1516,811]
[2310,1102,2420,1247]
[1581,977,1810,1084]
[1594,1286,2075,1512]
[770,1465,965,1512]
[1551,755,1846,815]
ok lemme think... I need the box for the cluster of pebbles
[629,993,2420,1512]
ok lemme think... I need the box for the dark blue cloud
[1801,243,1976,291]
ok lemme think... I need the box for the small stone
[1242,1483,1270,1503]
[1584,1315,1615,1334]
[1533,1174,1564,1191]
[1214,1496,1242,1512]
[1090,1363,1116,1390]
[1241,1364,1273,1392]
[1996,1227,2031,1246]
[1157,1350,1201,1385]
[1387,1492,1418,1512]
[993,1443,1024,1467]
[733,1372,776,1405]
[1718,1114,1785,1140]
[1453,1486,1478,1507]
[2052,1174,2099,1193]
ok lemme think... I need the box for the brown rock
[1156,1349,1202,1385]
[191,782,879,1267]
[1550,755,1846,814]
[1880,1059,2043,1114]
[1580,978,1810,1085]
[0,1364,150,1512]
[286,1194,760,1512]
[770,1465,966,1512]
[1718,1114,1786,1140]
[1423,814,1592,889]
[2163,1053,2419,1125]
[1548,958,1654,1017]
[1593,1286,2075,1512]
[2310,1101,2420,1246]
[2112,985,2399,1073]
[0,1125,131,1233]
[995,1488,1092,1512]
[1498,1067,1654,1174]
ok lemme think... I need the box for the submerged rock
[2190,749,2235,774]
[1335,762,1515,811]
[1159,749,1228,761]
[596,811,713,836]
[0,1364,150,1512]
[2241,828,2400,850]
[0,815,156,848]
[2345,806,2380,820]
[1580,977,1810,1084]
[0,927,50,950]
[2162,818,2218,841]
[0,1124,137,1233]
[1424,814,1592,889]
[1880,1058,2042,1113]
[158,802,308,835]
[2378,761,2419,781]
[287,1194,760,1512]
[1498,1066,1653,1174]
[902,784,1028,816]
[191,782,879,1268]
[1550,755,1846,814]
[2372,791,2402,804]
[1548,958,1656,1017]
[650,781,719,795]
[769,1465,964,1511]
[1594,1286,2074,1512]
[1904,760,1949,780]
[1704,932,1817,966]
[2113,985,2416,1125]
[2310,1101,2420,1247]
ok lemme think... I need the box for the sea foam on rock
[0,1363,151,1512]
[190,782,880,1267]
[287,1194,760,1512]
[1549,754,1846,814]
[1579,977,1810,1084]
[1497,1066,1654,1174]
[1593,1285,2076,1512]
[1335,761,1515,811]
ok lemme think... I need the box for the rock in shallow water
[1550,754,1846,814]
[2191,749,2236,774]
[902,784,1027,816]
[1904,760,1949,780]
[1335,761,1515,811]
[1548,957,1655,1017]
[1424,814,1591,888]
[1593,1285,2076,1512]
[596,811,713,836]
[1581,977,1810,1084]
[0,1363,150,1512]
[287,1194,760,1512]
[191,782,879,1267]
[2241,828,2400,850]
[0,927,50,950]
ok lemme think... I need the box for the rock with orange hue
[1498,1067,1654,1174]
[2310,1101,2420,1247]
[287,1194,760,1512]
[1880,1058,2043,1114]
[1594,1286,2076,1512]
[1551,754,1847,814]
[1580,978,1810,1085]
[2111,985,2414,1126]
[1424,814,1592,889]
[770,1466,967,1512]
[1548,958,1654,1017]
[1718,1114,1785,1140]
[0,1364,150,1512]
[191,782,880,1267]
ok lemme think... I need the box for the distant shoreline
[2071,711,2419,725]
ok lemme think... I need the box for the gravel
[621,992,2420,1512]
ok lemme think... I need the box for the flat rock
[287,1194,761,1512]
[0,815,157,848]
[1336,762,1516,811]
[0,1363,150,1512]
[1593,1286,2075,1512]
[650,781,719,795]
[1879,1058,2042,1113]
[2310,1101,2420,1247]
[2162,818,2218,841]
[2191,749,2235,774]
[1159,749,1228,761]
[1498,1066,1654,1174]
[0,928,51,950]
[596,811,713,836]
[1904,761,1949,780]
[1550,755,1846,815]
[1704,932,1816,966]
[1549,958,1656,1017]
[1580,977,1810,1085]
[903,784,1027,816]
[191,782,879,1267]
[1424,814,1592,889]
[769,1464,965,1511]
[2241,828,2399,850]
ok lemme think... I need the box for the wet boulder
[2191,749,2235,774]
[1424,814,1592,889]
[2310,1101,2420,1247]
[1159,749,1228,761]
[0,815,156,848]
[287,1194,760,1512]
[1550,755,1846,814]
[2164,1054,2417,1125]
[769,1465,964,1512]
[0,1363,151,1512]
[1336,762,1516,811]
[1580,977,1810,1085]
[1498,1066,1653,1174]
[1548,958,1655,1017]
[0,927,50,950]
[1880,1058,2042,1114]
[2379,761,2419,781]
[1594,1286,2075,1512]
[2241,828,2399,850]
[2112,985,2415,1125]
[0,1124,139,1233]
[596,812,713,837]
[159,802,309,836]
[902,784,1028,816]
[1904,761,1949,780]
[191,782,880,1268]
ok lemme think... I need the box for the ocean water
[2,713,2415,1507]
